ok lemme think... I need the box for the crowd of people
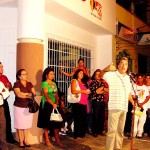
[0,56,150,150]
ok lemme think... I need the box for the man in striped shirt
[103,57,134,150]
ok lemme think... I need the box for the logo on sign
[90,0,102,20]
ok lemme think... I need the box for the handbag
[134,106,143,117]
[67,79,81,103]
[28,97,39,113]
[50,108,63,122]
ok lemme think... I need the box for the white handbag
[67,79,81,103]
[50,108,63,122]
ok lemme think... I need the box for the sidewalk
[8,133,150,150]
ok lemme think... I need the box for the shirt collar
[116,70,127,77]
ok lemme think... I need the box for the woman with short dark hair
[37,67,63,147]
[90,69,109,137]
[13,69,36,148]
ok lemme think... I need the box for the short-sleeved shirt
[13,81,33,108]
[131,84,149,110]
[0,75,11,87]
[103,70,132,112]
[76,66,88,75]
[90,79,109,103]
[41,81,57,108]
[146,86,150,109]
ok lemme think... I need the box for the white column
[17,0,45,43]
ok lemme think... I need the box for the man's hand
[139,103,144,109]
[105,63,116,72]
[6,83,12,91]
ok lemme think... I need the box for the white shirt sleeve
[0,81,10,105]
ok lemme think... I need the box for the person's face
[19,70,28,81]
[145,76,150,84]
[118,60,128,75]
[47,71,55,81]
[137,76,144,84]
[0,63,3,74]
[78,60,84,67]
[77,71,84,79]
[95,71,101,81]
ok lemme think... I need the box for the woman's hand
[52,103,57,109]
[96,87,104,94]
[82,90,91,94]
[59,68,63,73]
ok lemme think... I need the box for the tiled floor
[8,134,150,150]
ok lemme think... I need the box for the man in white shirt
[0,81,10,150]
[131,74,150,138]
[144,73,150,137]
[103,57,134,150]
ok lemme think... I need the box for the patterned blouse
[90,79,109,103]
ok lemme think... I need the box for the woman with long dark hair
[71,69,91,139]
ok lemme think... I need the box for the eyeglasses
[21,73,28,76]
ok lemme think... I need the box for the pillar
[17,0,45,92]
[16,0,45,144]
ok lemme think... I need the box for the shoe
[25,144,31,147]
[7,139,18,144]
[137,136,142,139]
[23,141,31,147]
[100,131,106,136]
[55,140,64,146]
[93,133,98,137]
[45,140,52,147]
[59,131,66,135]
[19,145,25,148]
[87,129,92,134]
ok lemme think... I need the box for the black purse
[28,96,39,113]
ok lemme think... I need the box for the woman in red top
[13,69,36,148]
[60,58,90,77]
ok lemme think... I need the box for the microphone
[128,73,136,83]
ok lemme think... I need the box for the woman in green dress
[37,67,63,147]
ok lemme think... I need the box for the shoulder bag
[28,96,39,113]
[67,79,81,103]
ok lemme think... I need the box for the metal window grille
[46,34,93,106]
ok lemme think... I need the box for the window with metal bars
[47,38,92,106]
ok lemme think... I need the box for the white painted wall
[52,0,116,34]
[44,14,97,69]
[45,14,113,74]
[0,7,17,132]
[95,35,113,70]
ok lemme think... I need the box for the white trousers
[134,110,146,137]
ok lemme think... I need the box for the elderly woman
[71,69,91,139]
[90,69,109,137]
[13,69,36,148]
